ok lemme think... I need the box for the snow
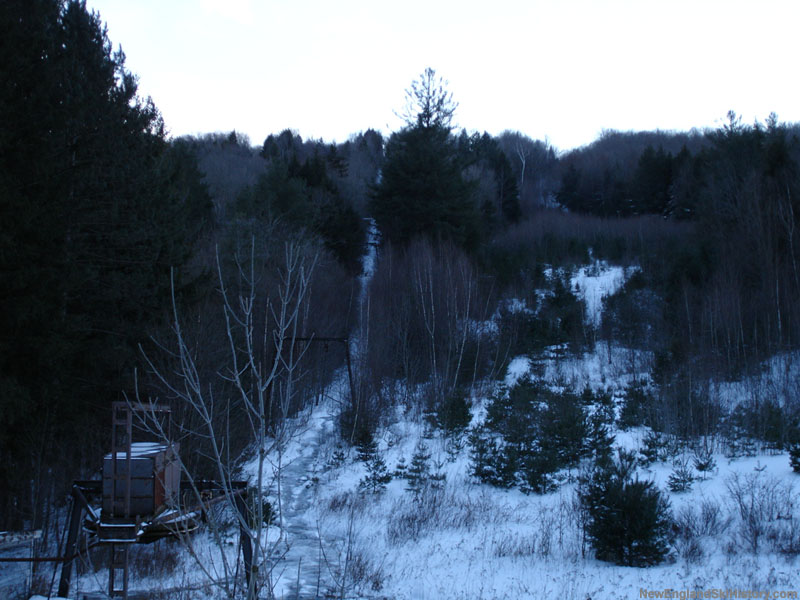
[504,356,531,387]
[714,352,800,411]
[350,217,380,364]
[60,255,800,599]
[499,297,532,315]
[540,342,652,392]
[256,356,794,599]
[571,261,638,328]
[291,405,800,600]
[104,441,169,459]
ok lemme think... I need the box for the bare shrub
[327,491,366,514]
[345,546,385,593]
[772,517,800,556]
[726,472,795,554]
[675,534,705,564]
[440,489,509,531]
[321,539,385,597]
[318,503,385,599]
[492,532,537,558]
[488,497,583,560]
[129,540,181,579]
[386,487,509,545]
[533,495,584,559]
[697,499,730,537]
[386,489,445,544]
[673,500,729,564]
[674,505,697,538]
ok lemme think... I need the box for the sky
[86,0,800,152]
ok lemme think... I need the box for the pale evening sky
[87,0,800,151]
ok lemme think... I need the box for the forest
[2,1,800,598]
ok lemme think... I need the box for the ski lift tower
[101,401,178,597]
[55,402,254,600]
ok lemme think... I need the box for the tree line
[4,1,800,546]
[1,0,212,530]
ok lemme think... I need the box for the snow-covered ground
[62,258,800,599]
[238,260,798,599]
[714,352,800,412]
[253,357,799,599]
[571,262,637,329]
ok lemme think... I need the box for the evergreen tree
[580,453,673,566]
[639,430,668,466]
[556,164,586,212]
[0,0,210,528]
[468,428,515,488]
[394,456,408,478]
[326,445,347,470]
[541,388,587,467]
[241,140,365,271]
[406,441,432,498]
[789,444,800,474]
[631,145,674,215]
[619,382,652,429]
[586,411,615,467]
[436,391,472,435]
[359,453,391,494]
[398,67,458,130]
[693,446,716,480]
[539,275,586,348]
[371,125,478,250]
[445,435,465,463]
[357,436,391,494]
[458,131,521,225]
[519,451,559,494]
[496,151,522,223]
[371,69,480,251]
[429,455,447,491]
[356,435,378,463]
[471,377,588,493]
[667,459,695,492]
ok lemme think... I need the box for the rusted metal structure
[49,401,254,599]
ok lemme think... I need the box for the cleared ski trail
[270,219,378,599]
[272,406,341,598]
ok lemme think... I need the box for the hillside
[60,256,800,599]
[5,5,800,599]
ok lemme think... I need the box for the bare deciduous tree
[134,239,317,599]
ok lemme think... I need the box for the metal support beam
[58,485,90,597]
[108,543,130,598]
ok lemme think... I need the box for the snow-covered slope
[65,259,800,600]
[244,260,800,599]
[258,366,798,599]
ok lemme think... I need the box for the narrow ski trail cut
[268,219,379,599]
[274,407,342,598]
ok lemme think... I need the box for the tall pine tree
[370,69,480,251]
[0,0,211,528]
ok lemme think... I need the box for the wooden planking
[101,444,180,517]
